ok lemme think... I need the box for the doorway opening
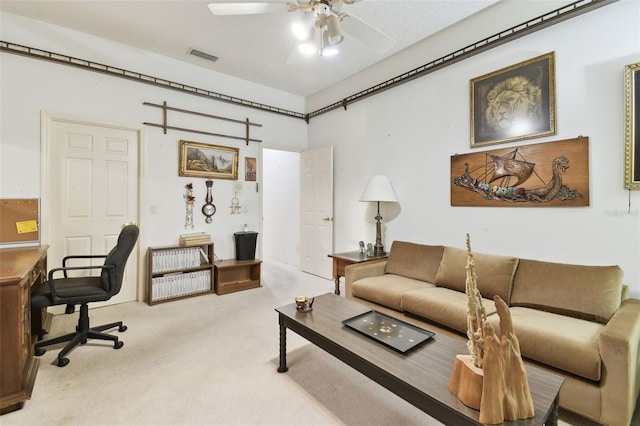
[261,148,301,267]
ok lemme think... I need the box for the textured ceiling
[0,0,501,97]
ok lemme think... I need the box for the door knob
[322,217,333,222]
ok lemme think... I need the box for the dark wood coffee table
[276,293,564,426]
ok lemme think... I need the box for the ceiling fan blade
[207,2,291,15]
[340,15,395,53]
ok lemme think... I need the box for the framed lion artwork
[470,52,556,148]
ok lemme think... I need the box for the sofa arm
[598,298,640,426]
[344,260,387,298]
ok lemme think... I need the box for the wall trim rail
[0,40,306,121]
[306,0,618,120]
[0,0,617,123]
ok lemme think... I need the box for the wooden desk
[328,251,388,295]
[0,245,49,415]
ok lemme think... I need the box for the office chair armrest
[47,264,116,302]
[62,255,108,277]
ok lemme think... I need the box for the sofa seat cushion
[511,259,624,324]
[402,287,498,334]
[434,246,518,303]
[351,274,434,311]
[384,241,444,283]
[487,307,603,381]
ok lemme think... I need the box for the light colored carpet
[1,259,610,425]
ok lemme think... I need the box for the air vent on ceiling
[188,48,218,62]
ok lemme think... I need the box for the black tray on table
[342,310,435,354]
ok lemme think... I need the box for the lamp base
[373,246,386,256]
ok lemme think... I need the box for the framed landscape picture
[470,52,556,148]
[625,62,640,189]
[179,140,239,180]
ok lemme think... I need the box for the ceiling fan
[207,0,395,58]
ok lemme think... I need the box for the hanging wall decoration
[179,140,239,180]
[451,136,589,207]
[624,62,640,190]
[230,194,242,215]
[184,183,195,229]
[470,52,556,148]
[202,180,216,223]
[245,157,257,181]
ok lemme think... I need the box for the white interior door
[45,118,139,307]
[300,145,333,279]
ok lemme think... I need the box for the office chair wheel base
[57,357,70,367]
[114,341,124,349]
[119,325,127,332]
[35,348,46,356]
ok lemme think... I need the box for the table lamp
[359,175,398,256]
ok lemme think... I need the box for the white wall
[2,2,639,297]
[262,148,300,266]
[0,12,307,260]
[308,0,640,296]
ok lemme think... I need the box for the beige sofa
[345,240,640,426]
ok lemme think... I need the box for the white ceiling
[0,0,502,97]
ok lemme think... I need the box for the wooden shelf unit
[147,243,214,305]
[214,259,262,295]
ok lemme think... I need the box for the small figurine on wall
[184,183,195,229]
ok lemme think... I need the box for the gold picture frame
[624,62,640,190]
[179,140,239,180]
[470,52,556,148]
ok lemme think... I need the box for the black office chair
[32,224,139,367]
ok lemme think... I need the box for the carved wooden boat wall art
[450,136,590,207]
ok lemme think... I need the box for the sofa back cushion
[511,259,624,324]
[434,246,518,302]
[384,241,444,283]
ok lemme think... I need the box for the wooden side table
[328,251,388,295]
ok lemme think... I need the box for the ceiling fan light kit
[292,12,316,40]
[208,0,393,58]
[290,2,344,57]
[326,14,343,45]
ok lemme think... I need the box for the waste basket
[234,231,258,260]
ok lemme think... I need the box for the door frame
[40,111,146,302]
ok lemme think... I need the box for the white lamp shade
[359,175,398,202]
[326,14,344,45]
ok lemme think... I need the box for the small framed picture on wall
[245,157,256,181]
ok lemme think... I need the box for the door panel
[300,145,333,279]
[47,119,139,306]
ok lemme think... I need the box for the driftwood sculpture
[449,235,535,424]
[464,234,486,368]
